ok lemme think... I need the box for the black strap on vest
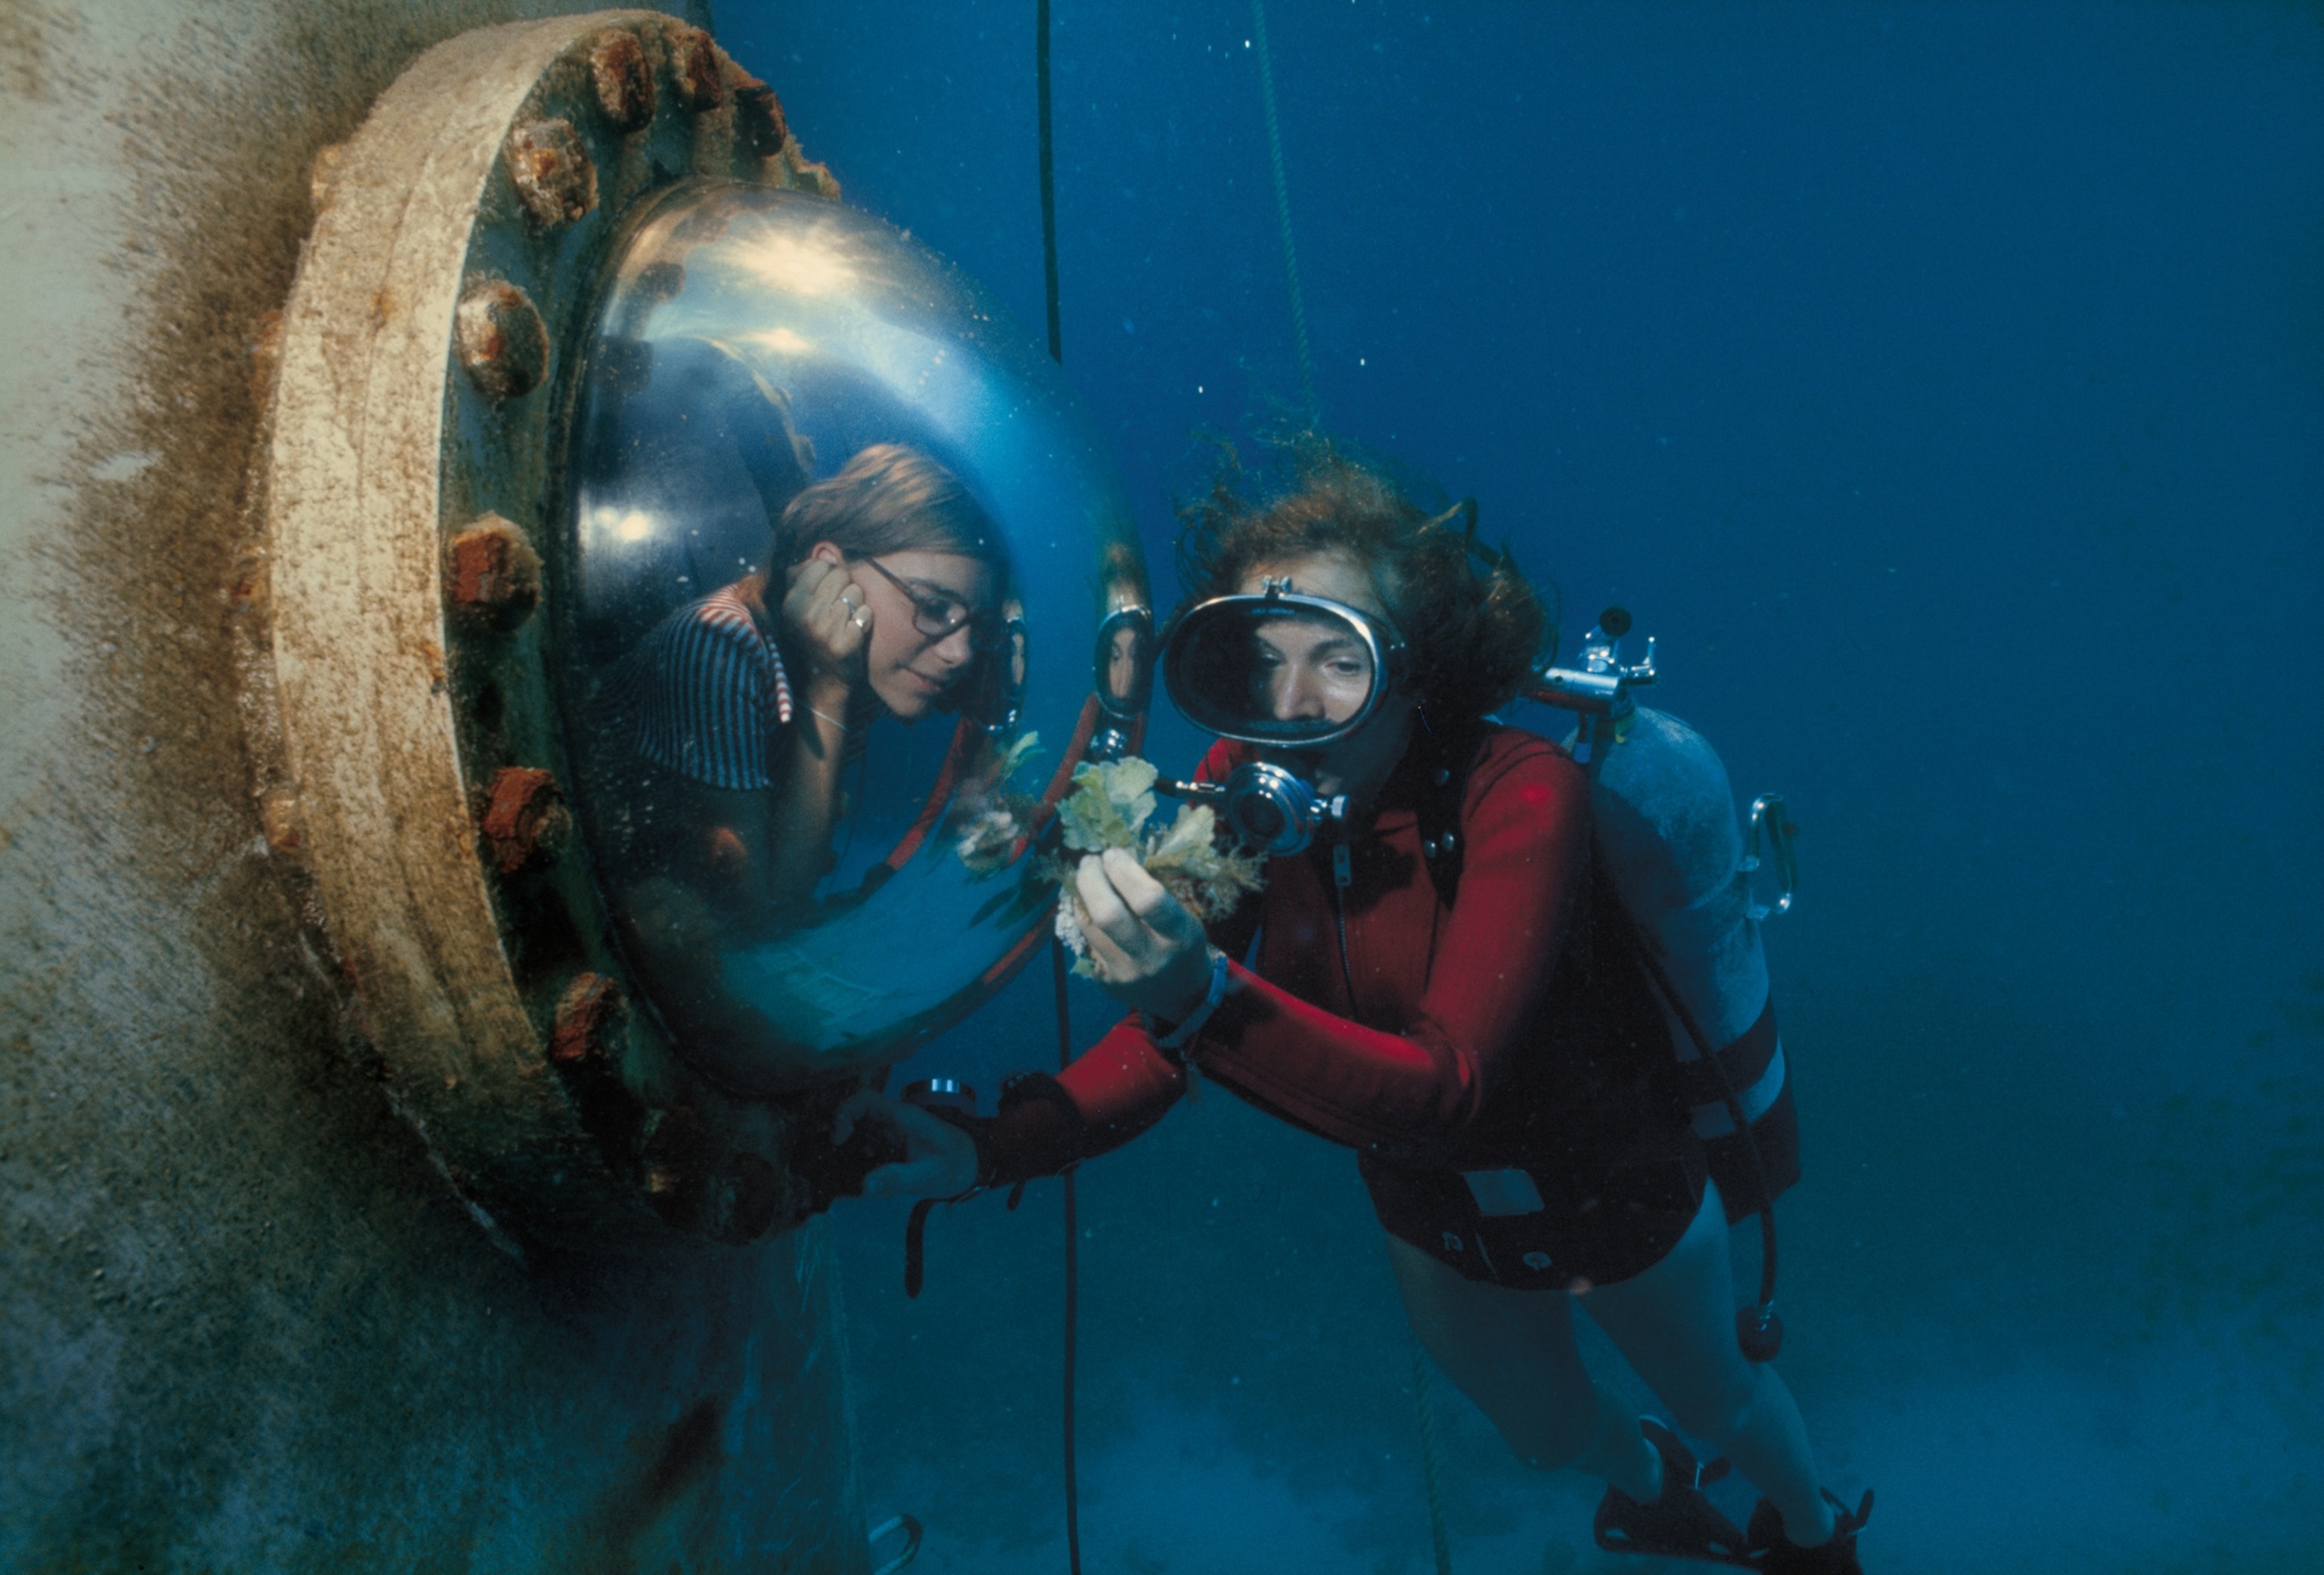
[1666,996,1781,1113]
[1412,714,1488,909]
[1608,896,1786,1362]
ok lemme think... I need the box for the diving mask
[1157,583,1406,856]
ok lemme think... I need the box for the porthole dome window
[555,180,1148,1094]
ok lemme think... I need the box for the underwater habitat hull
[1,3,872,1568]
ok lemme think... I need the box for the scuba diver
[839,444,1870,1572]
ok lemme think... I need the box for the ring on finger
[850,608,872,630]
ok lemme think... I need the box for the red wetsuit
[990,724,1709,1290]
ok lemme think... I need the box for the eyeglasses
[855,555,1007,653]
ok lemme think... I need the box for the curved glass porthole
[552,181,1148,1095]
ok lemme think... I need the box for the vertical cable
[1050,935,1083,1575]
[1037,0,1064,364]
[1037,8,1079,1566]
[1409,1331,1456,1575]
[1251,0,1319,421]
[1038,7,1079,1566]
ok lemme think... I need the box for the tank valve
[1527,607,1658,766]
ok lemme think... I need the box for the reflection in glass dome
[555,181,1148,1095]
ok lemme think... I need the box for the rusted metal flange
[262,12,842,1253]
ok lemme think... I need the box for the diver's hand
[833,1089,980,1200]
[1073,847,1216,1023]
[782,556,870,689]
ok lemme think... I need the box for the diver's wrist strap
[1154,947,1230,1052]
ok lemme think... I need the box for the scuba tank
[1525,608,1800,1362]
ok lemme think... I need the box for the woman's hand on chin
[833,1089,980,1200]
[1074,848,1215,1023]
[783,556,869,693]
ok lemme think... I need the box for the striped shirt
[631,583,795,791]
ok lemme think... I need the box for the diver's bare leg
[1579,1181,1837,1546]
[1384,1233,1662,1501]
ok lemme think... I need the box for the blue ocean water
[723,4,2324,1570]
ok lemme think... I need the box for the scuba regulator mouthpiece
[1155,763,1347,858]
[1219,761,1347,857]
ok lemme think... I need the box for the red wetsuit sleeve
[980,741,1248,1182]
[1193,744,1588,1162]
[1059,1016,1189,1139]
[980,1009,1189,1183]
[987,741,1586,1176]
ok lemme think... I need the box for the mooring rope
[1036,10,1082,1570]
[1251,0,1320,421]
[1049,936,1083,1575]
[1409,1331,1456,1575]
[1038,0,1064,364]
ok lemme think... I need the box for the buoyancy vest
[1414,703,1801,1224]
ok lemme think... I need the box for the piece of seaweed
[1043,759,1265,977]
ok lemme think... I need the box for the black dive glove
[895,1070,1089,1298]
[899,1070,1087,1191]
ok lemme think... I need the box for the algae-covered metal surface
[0,2,869,1568]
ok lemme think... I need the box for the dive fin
[1592,1418,1751,1565]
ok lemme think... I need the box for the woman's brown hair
[774,443,1005,570]
[1174,438,1552,722]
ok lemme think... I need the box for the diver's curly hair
[1174,439,1553,722]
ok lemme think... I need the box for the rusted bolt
[590,30,655,131]
[480,766,570,874]
[669,26,726,111]
[308,141,345,211]
[455,279,548,402]
[446,512,542,629]
[730,70,789,158]
[256,788,303,853]
[504,118,596,228]
[784,154,841,202]
[550,972,624,1065]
